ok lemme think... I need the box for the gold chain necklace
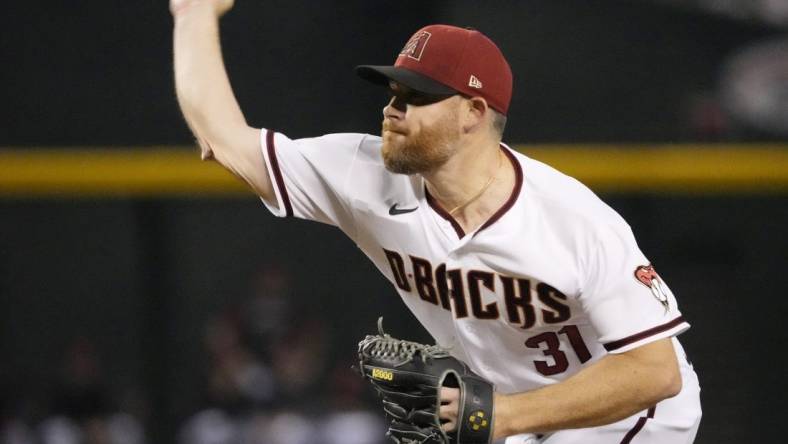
[448,151,503,216]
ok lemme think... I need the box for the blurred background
[1,0,787,443]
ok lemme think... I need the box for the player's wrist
[492,392,515,440]
[170,0,220,21]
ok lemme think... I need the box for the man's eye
[399,92,433,106]
[387,91,411,103]
[407,93,430,105]
[387,90,445,106]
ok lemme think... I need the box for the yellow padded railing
[1,144,786,197]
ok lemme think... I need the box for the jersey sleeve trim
[620,406,656,444]
[425,188,466,238]
[424,144,523,240]
[603,316,688,352]
[264,129,293,218]
[474,145,523,237]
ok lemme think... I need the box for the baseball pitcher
[171,1,702,443]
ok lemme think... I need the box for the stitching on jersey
[341,134,366,242]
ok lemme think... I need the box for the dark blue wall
[1,0,780,146]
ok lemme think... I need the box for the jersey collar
[425,144,523,239]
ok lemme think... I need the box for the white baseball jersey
[259,129,701,442]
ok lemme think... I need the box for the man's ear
[461,97,489,133]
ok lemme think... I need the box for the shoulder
[512,147,632,236]
[282,132,373,150]
[355,134,384,163]
[298,133,385,168]
[269,132,381,168]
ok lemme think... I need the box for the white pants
[505,354,702,444]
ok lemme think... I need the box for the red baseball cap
[356,24,513,115]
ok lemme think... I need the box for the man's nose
[383,96,406,119]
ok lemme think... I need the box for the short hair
[491,109,507,139]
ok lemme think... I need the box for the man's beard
[381,112,458,175]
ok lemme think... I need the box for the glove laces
[358,317,451,367]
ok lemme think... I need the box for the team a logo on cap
[399,30,431,61]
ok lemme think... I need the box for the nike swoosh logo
[389,203,419,216]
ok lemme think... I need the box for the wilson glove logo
[468,410,489,431]
[371,367,394,381]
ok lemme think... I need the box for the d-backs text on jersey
[384,249,572,327]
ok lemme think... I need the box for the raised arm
[171,0,275,202]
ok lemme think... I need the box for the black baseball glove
[357,318,495,444]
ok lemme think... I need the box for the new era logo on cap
[469,75,483,89]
